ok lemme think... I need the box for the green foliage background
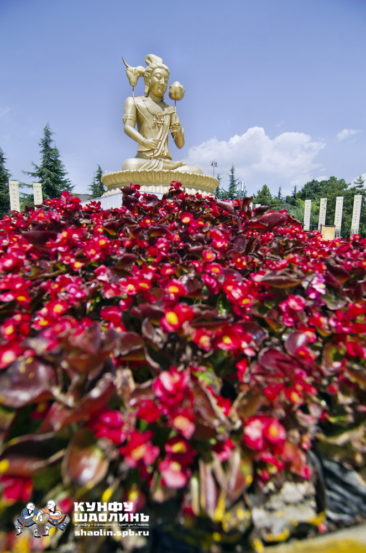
[216,168,366,237]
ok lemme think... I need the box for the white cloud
[336,128,360,141]
[185,127,325,193]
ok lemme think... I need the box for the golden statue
[121,54,202,174]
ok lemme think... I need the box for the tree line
[216,166,366,237]
[0,125,105,217]
[1,135,365,237]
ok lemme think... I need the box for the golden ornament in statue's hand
[169,81,185,101]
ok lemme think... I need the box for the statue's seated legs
[122,157,203,174]
[174,164,203,174]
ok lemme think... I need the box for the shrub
[0,183,365,552]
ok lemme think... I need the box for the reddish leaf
[141,319,166,347]
[130,304,165,320]
[226,449,253,503]
[0,434,64,477]
[258,348,295,373]
[199,461,218,518]
[62,429,108,487]
[285,331,313,356]
[21,230,58,244]
[259,273,302,288]
[192,379,231,432]
[0,407,16,444]
[241,322,268,344]
[40,374,116,432]
[117,332,144,355]
[0,359,56,408]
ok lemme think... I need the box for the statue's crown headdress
[122,54,169,95]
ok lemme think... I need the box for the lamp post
[210,161,217,177]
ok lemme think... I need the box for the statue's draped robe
[123,96,179,170]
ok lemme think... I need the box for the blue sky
[1,0,365,195]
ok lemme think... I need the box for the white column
[334,196,344,236]
[350,194,363,235]
[8,180,20,212]
[304,199,311,230]
[318,198,327,230]
[33,182,43,205]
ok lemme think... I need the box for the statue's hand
[142,138,160,150]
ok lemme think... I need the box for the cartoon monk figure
[14,502,40,537]
[37,499,70,536]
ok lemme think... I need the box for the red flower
[259,452,285,472]
[172,409,195,438]
[281,295,307,312]
[119,431,159,467]
[59,497,74,513]
[192,328,212,352]
[236,358,249,381]
[213,438,235,461]
[263,383,284,402]
[101,306,124,325]
[0,475,33,503]
[164,279,188,298]
[204,263,223,276]
[243,415,286,451]
[137,400,161,423]
[263,418,286,446]
[99,410,124,427]
[0,341,23,369]
[159,457,190,488]
[153,368,190,408]
[346,341,366,359]
[90,410,126,445]
[1,313,30,341]
[180,212,194,225]
[243,417,266,450]
[202,249,216,262]
[161,304,194,332]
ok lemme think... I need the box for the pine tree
[354,175,365,187]
[255,184,273,205]
[26,125,73,198]
[228,166,238,200]
[236,180,247,199]
[277,186,282,199]
[89,165,105,197]
[215,174,222,198]
[215,175,230,200]
[0,148,11,217]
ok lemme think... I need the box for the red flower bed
[0,183,366,551]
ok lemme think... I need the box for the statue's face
[149,68,169,98]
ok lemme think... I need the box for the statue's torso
[125,96,175,159]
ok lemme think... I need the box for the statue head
[47,500,56,511]
[122,54,170,96]
[143,54,170,96]
[26,502,35,512]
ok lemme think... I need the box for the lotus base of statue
[101,170,218,197]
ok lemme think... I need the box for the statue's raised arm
[121,54,202,174]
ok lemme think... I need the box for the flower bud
[169,81,185,101]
